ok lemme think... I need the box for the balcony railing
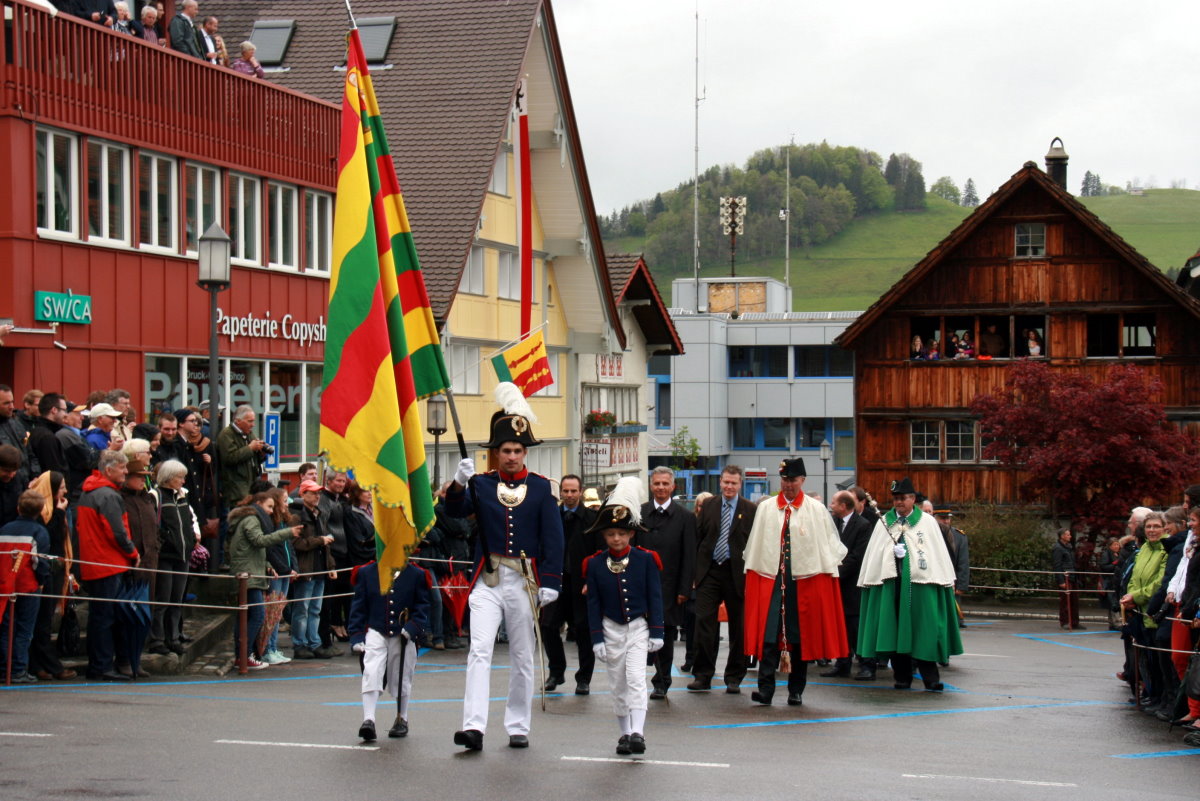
[1,1,338,187]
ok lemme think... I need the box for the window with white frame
[185,163,221,254]
[86,140,130,245]
[304,190,333,273]
[488,149,509,195]
[138,153,176,252]
[268,183,299,270]
[498,250,520,300]
[1015,222,1046,258]
[910,421,941,462]
[36,128,78,236]
[944,420,976,462]
[459,245,485,295]
[531,352,560,397]
[228,173,261,264]
[447,343,481,395]
[582,385,639,427]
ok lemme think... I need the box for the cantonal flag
[491,329,554,397]
[320,29,450,590]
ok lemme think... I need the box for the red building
[0,2,339,465]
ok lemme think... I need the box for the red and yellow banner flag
[321,29,450,590]
[491,329,554,397]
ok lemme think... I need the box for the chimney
[1044,137,1069,190]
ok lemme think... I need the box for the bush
[958,504,1055,601]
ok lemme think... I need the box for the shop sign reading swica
[216,308,327,348]
[35,290,92,324]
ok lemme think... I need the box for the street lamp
[819,438,833,504]
[426,394,448,487]
[197,223,231,426]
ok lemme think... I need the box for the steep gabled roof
[836,162,1200,348]
[606,254,684,355]
[201,0,622,342]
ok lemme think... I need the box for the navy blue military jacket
[446,469,565,593]
[584,546,665,645]
[348,562,430,646]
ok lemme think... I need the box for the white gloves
[351,642,365,654]
[453,457,475,486]
[538,588,559,607]
[401,630,411,642]
[648,638,664,653]
[592,643,607,662]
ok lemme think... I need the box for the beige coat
[742,493,847,580]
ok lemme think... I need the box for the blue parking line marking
[1013,634,1115,655]
[1110,748,1200,759]
[693,699,1108,729]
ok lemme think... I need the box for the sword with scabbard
[519,550,547,711]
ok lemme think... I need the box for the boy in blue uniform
[348,560,430,741]
[584,477,664,755]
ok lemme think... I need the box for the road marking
[0,731,54,738]
[562,755,728,768]
[958,653,1011,658]
[903,773,1077,787]
[1110,748,1200,760]
[216,738,378,751]
[694,699,1108,728]
[1013,633,1116,655]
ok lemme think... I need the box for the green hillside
[621,189,1200,311]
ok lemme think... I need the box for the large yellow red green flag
[321,29,451,591]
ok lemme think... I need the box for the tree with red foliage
[970,361,1200,535]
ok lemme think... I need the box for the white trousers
[601,617,649,716]
[462,564,537,735]
[361,629,417,718]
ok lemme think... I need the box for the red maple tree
[970,361,1200,535]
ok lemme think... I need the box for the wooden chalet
[835,151,1200,506]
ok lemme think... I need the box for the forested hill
[601,143,1200,312]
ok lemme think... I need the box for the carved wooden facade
[836,162,1200,506]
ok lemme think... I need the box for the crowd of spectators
[52,1,268,80]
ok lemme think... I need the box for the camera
[263,444,275,456]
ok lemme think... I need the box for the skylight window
[356,17,396,62]
[248,20,295,66]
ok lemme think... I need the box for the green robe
[857,547,963,663]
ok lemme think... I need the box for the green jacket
[227,505,294,590]
[217,423,261,507]
[1127,540,1167,629]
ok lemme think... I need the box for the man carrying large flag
[320,27,450,595]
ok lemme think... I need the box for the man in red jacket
[76,450,139,682]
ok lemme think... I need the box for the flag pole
[444,388,469,460]
[343,0,358,28]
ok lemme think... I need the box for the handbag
[56,600,81,657]
[1185,646,1200,701]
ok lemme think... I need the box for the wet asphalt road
[2,617,1197,801]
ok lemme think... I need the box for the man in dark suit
[822,490,876,680]
[541,474,601,695]
[168,0,202,60]
[688,465,756,693]
[637,467,696,700]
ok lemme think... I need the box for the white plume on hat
[604,476,643,526]
[494,381,538,424]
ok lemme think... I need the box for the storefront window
[269,362,303,463]
[144,355,183,419]
[229,360,266,412]
[186,358,226,410]
[305,363,323,462]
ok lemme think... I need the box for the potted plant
[614,419,648,435]
[584,409,616,434]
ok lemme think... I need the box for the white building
[648,276,860,501]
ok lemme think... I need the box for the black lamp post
[426,394,448,487]
[819,438,833,504]
[197,223,231,423]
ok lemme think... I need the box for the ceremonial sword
[518,550,547,711]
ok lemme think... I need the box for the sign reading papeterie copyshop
[34,290,92,324]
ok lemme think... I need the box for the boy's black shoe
[616,735,632,755]
[629,733,646,754]
[454,729,483,750]
[388,715,408,738]
[358,720,376,741]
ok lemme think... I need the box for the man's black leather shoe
[575,681,590,695]
[686,679,711,692]
[544,675,564,692]
[894,681,912,690]
[924,682,944,693]
[388,715,408,738]
[508,734,529,748]
[724,682,741,694]
[358,720,376,741]
[854,666,877,681]
[819,666,850,678]
[650,686,666,700]
[751,691,772,705]
[786,692,803,706]
[453,729,483,750]
[99,670,132,682]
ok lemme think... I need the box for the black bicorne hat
[482,409,542,449]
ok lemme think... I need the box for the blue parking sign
[263,412,280,470]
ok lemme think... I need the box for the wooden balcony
[0,0,338,186]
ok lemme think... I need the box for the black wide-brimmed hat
[779,457,806,478]
[481,382,542,449]
[889,477,917,496]
[584,477,647,534]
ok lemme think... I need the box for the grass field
[622,189,1200,311]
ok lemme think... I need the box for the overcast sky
[555,0,1200,215]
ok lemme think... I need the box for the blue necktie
[714,500,732,563]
